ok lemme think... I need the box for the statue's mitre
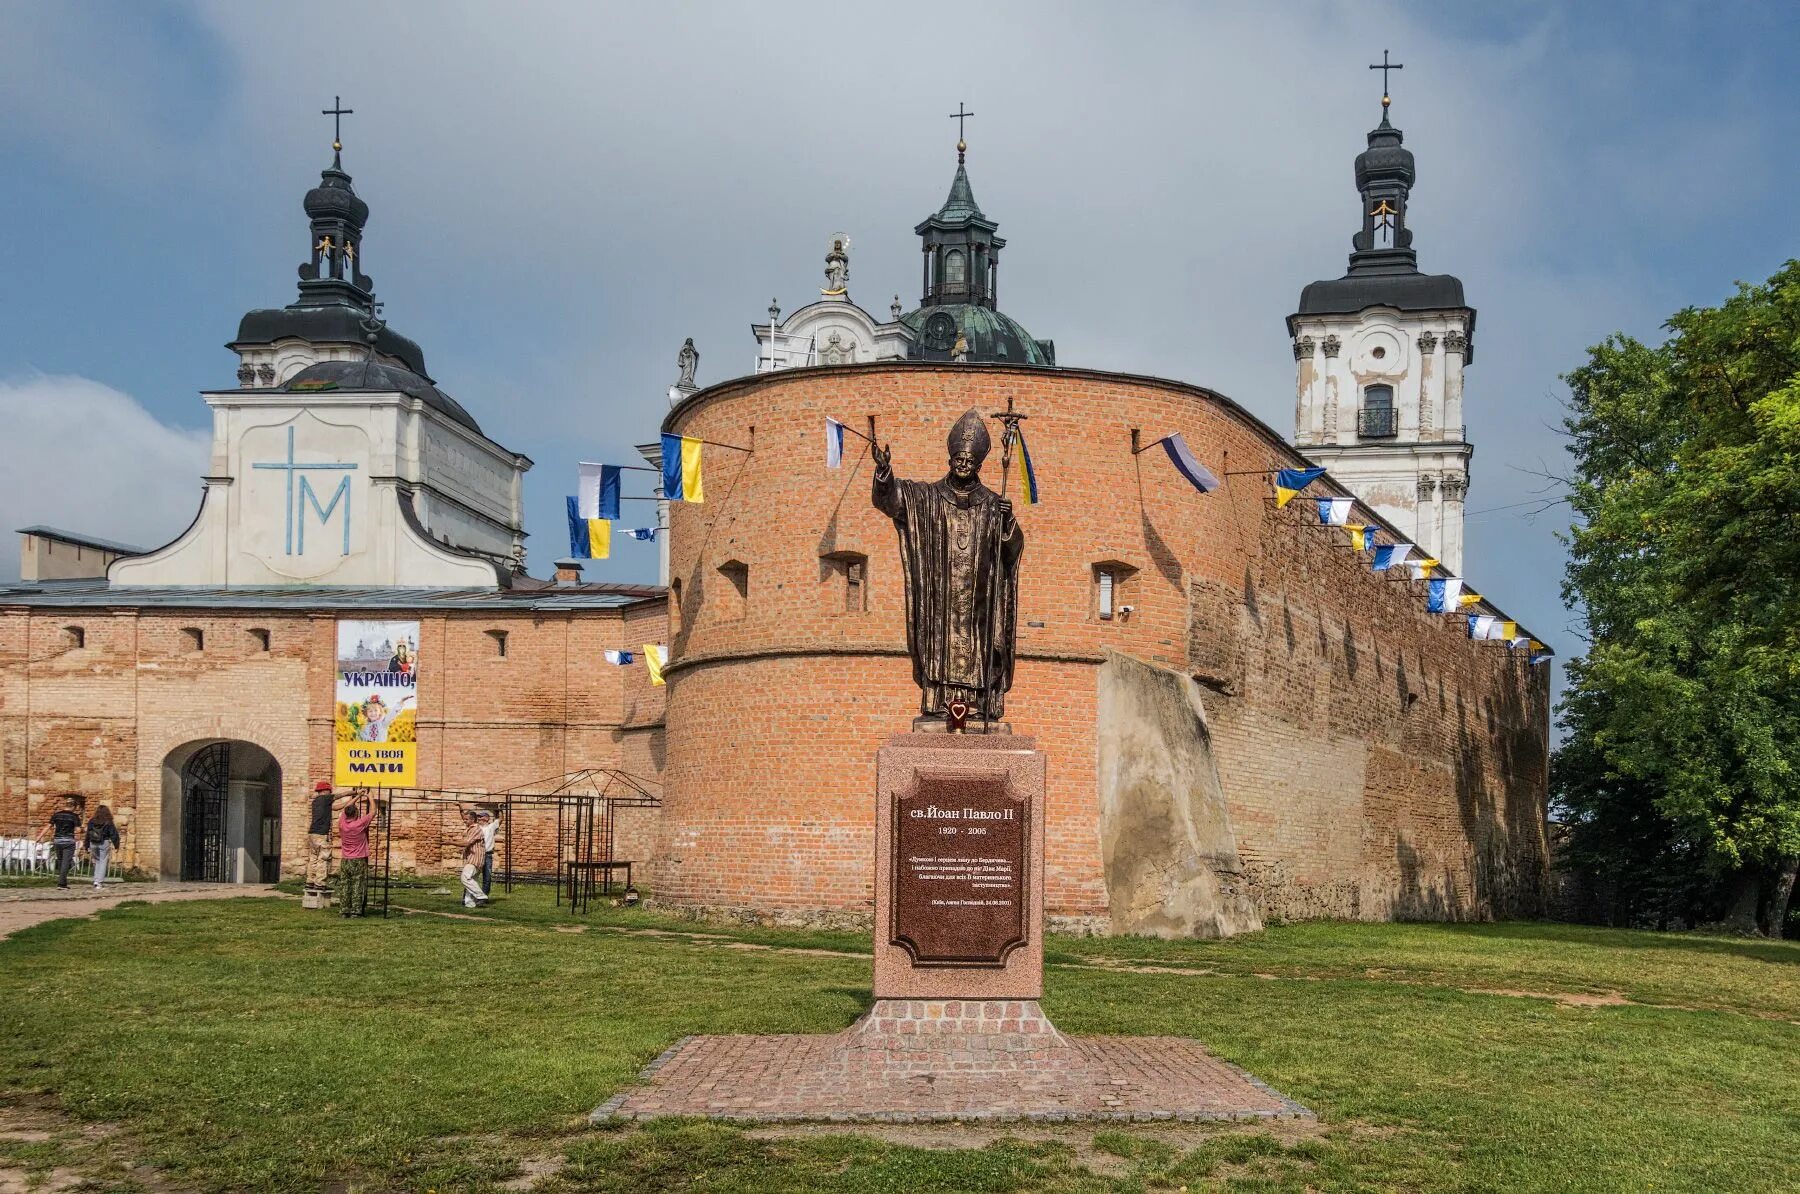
[947,408,992,462]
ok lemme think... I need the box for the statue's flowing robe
[873,470,1023,720]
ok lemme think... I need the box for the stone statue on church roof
[822,233,850,297]
[676,338,699,389]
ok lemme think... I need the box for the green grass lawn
[0,886,1795,1192]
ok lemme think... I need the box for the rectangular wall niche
[821,551,868,614]
[716,560,749,621]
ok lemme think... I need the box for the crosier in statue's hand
[871,409,1024,727]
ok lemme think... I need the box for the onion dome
[1289,94,1472,350]
[303,158,370,229]
[1354,112,1416,194]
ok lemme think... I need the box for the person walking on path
[84,805,122,890]
[478,809,499,896]
[458,808,489,908]
[335,790,377,918]
[37,795,84,889]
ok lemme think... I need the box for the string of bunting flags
[817,413,1547,663]
[579,410,1550,674]
[1300,481,1549,661]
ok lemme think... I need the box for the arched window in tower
[1360,384,1397,439]
[944,249,967,291]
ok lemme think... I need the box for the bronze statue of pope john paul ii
[872,409,1023,731]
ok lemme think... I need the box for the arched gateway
[161,740,284,883]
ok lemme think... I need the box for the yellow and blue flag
[1275,466,1326,507]
[1011,426,1040,505]
[1346,524,1374,551]
[643,642,667,686]
[660,433,704,503]
[565,496,611,560]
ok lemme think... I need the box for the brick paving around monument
[595,1000,1312,1124]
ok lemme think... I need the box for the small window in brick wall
[1092,561,1139,622]
[716,560,748,621]
[669,579,684,637]
[62,626,85,650]
[248,628,271,652]
[487,629,509,658]
[180,627,203,653]
[821,551,869,614]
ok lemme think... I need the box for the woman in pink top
[336,791,377,917]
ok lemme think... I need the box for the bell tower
[297,97,375,309]
[1288,56,1475,573]
[915,105,1005,313]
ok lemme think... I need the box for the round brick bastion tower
[651,361,1549,934]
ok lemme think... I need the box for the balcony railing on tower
[1358,406,1398,439]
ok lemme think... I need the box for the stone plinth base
[874,733,1046,1001]
[842,999,1071,1073]
[593,1003,1311,1124]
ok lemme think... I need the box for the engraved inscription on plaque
[890,772,1028,967]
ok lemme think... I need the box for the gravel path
[0,882,283,942]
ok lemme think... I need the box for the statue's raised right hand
[872,442,892,472]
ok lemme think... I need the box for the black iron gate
[181,743,230,883]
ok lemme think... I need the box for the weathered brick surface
[597,1001,1311,1123]
[0,602,666,879]
[2,361,1549,928]
[653,362,1549,925]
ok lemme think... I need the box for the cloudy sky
[3,0,1798,684]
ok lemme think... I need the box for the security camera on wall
[1117,605,1135,618]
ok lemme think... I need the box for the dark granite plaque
[890,773,1028,967]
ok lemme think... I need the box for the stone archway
[160,739,283,883]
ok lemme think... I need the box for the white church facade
[1289,93,1475,573]
[112,149,531,589]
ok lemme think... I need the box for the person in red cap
[306,780,354,903]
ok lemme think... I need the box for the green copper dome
[901,303,1054,367]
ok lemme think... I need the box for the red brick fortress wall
[0,601,667,880]
[654,362,1548,927]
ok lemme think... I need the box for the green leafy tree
[1556,261,1800,935]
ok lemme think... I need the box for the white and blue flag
[825,417,846,469]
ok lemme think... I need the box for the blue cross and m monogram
[251,426,358,556]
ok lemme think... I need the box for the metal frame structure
[360,769,660,918]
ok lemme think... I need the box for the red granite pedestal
[594,733,1311,1124]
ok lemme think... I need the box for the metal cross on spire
[1368,50,1403,109]
[948,101,974,162]
[323,95,354,153]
